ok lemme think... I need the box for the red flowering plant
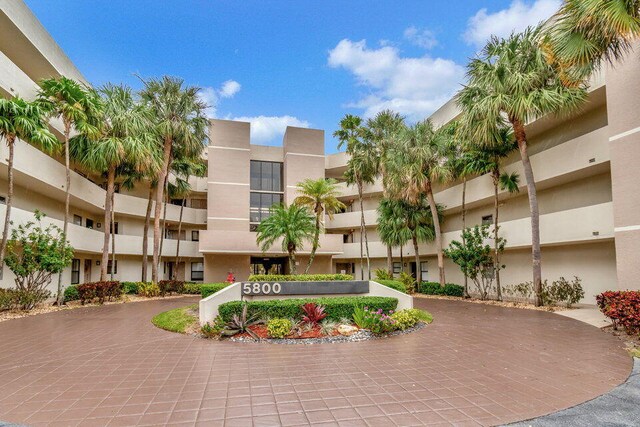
[301,302,327,325]
[596,291,640,335]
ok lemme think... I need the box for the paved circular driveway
[0,297,631,427]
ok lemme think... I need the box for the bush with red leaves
[158,280,185,296]
[77,281,123,304]
[596,291,640,335]
[301,302,327,325]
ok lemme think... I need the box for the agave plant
[301,303,327,325]
[221,305,260,338]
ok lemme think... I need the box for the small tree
[445,225,505,300]
[5,211,74,310]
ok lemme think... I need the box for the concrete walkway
[555,306,611,328]
[508,358,640,426]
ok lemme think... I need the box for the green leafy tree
[5,211,74,310]
[0,97,57,276]
[256,204,315,275]
[293,178,346,274]
[334,114,377,279]
[37,77,102,303]
[139,76,208,283]
[70,84,158,281]
[456,26,586,305]
[445,225,506,301]
[377,197,412,274]
[543,0,640,83]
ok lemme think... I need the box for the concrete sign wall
[240,281,369,296]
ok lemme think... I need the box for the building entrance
[250,257,286,275]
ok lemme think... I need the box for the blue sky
[25,0,561,153]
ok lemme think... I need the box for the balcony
[335,202,614,259]
[199,230,344,255]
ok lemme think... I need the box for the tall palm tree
[70,84,156,281]
[377,197,412,274]
[543,0,640,84]
[456,26,587,305]
[139,76,208,283]
[293,178,346,274]
[256,204,315,275]
[334,114,377,279]
[37,77,102,303]
[462,127,519,300]
[0,97,57,275]
[385,120,452,286]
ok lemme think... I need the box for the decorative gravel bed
[228,321,427,345]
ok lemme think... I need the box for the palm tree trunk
[386,245,393,274]
[412,234,421,284]
[357,181,371,280]
[152,137,172,283]
[56,121,71,305]
[141,185,153,282]
[305,207,321,274]
[159,180,168,262]
[0,136,16,277]
[461,177,469,298]
[400,245,404,273]
[288,246,297,275]
[100,166,115,281]
[511,118,542,306]
[493,171,502,301]
[110,192,116,281]
[173,199,185,280]
[357,181,364,280]
[426,183,445,286]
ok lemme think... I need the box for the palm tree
[334,114,377,280]
[385,120,452,286]
[293,178,345,274]
[37,77,101,303]
[456,26,587,305]
[543,0,640,84]
[0,97,57,275]
[70,84,156,281]
[377,197,412,274]
[462,127,519,300]
[139,76,208,283]
[256,204,315,274]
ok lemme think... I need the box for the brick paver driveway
[0,297,631,426]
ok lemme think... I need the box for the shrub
[419,282,464,297]
[398,272,416,294]
[267,318,292,338]
[374,268,393,281]
[376,279,407,293]
[0,288,18,311]
[301,302,327,325]
[158,280,185,296]
[247,274,354,282]
[137,282,160,298]
[221,305,259,338]
[352,306,397,334]
[183,283,202,294]
[201,316,225,338]
[64,285,79,303]
[391,308,433,330]
[77,281,123,304]
[201,283,231,298]
[548,276,585,308]
[597,291,640,335]
[122,282,139,295]
[218,296,398,323]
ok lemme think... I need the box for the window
[107,260,118,275]
[73,215,82,226]
[191,262,204,281]
[393,262,402,274]
[110,222,119,234]
[420,261,428,275]
[192,230,199,241]
[85,219,94,229]
[0,196,5,205]
[250,192,284,224]
[250,161,282,192]
[71,259,80,284]
[481,215,493,226]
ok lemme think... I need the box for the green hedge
[419,281,464,297]
[121,282,139,295]
[201,283,231,298]
[247,274,354,282]
[183,283,203,295]
[376,279,407,294]
[64,285,79,302]
[218,296,398,322]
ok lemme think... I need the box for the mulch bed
[413,293,570,312]
[602,325,640,355]
[236,324,340,340]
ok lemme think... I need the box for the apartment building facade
[1,0,639,303]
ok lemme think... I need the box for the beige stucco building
[1,0,638,303]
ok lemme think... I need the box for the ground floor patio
[0,297,632,426]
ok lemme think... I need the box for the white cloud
[464,0,561,47]
[328,38,464,121]
[404,26,438,49]
[230,115,310,144]
[219,80,241,98]
[198,80,242,117]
